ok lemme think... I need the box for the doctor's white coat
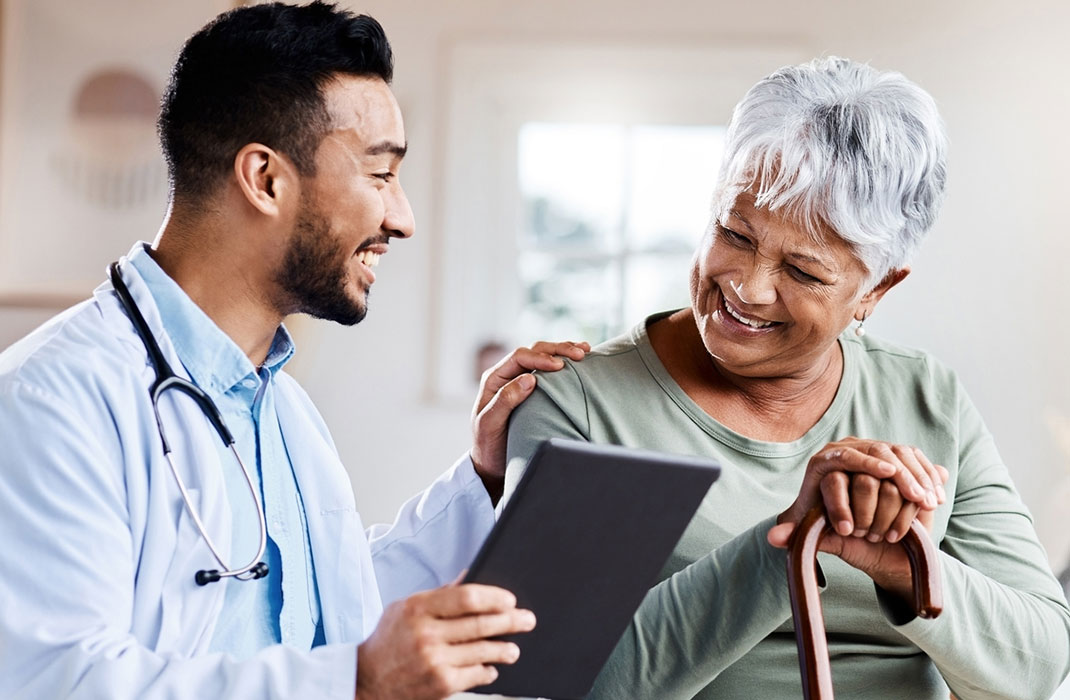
[0,253,495,699]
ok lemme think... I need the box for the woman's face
[690,191,873,379]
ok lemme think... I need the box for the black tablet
[464,438,720,699]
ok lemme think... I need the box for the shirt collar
[126,243,294,395]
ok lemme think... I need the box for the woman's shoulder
[843,332,963,402]
[532,319,659,399]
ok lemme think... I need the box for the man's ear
[232,143,298,217]
[856,267,910,319]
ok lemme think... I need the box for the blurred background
[1,0,1068,616]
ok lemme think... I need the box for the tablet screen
[464,438,720,699]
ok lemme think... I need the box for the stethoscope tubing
[109,260,269,586]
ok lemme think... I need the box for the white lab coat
[0,252,495,699]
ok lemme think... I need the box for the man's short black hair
[158,1,393,202]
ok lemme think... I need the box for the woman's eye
[788,266,822,284]
[718,226,750,246]
[374,172,395,182]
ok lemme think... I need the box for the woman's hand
[768,438,949,599]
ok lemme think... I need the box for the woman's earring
[854,310,869,337]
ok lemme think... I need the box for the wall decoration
[0,0,232,306]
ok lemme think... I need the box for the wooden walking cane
[786,506,944,699]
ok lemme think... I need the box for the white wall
[2,0,1068,574]
[307,0,1070,565]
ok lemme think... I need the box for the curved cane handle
[786,506,943,699]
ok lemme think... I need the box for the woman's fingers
[913,447,948,504]
[820,472,853,535]
[866,480,905,542]
[885,500,921,543]
[849,474,881,537]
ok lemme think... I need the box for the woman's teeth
[724,297,773,328]
[356,251,381,267]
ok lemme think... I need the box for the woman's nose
[732,267,777,306]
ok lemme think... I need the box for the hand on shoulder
[469,340,589,503]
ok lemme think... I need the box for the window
[516,122,725,344]
[430,41,805,400]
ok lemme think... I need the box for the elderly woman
[505,57,1070,699]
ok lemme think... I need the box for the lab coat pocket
[158,489,224,653]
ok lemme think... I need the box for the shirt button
[242,378,257,389]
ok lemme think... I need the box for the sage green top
[505,314,1070,700]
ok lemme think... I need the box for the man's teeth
[356,251,381,267]
[724,298,773,328]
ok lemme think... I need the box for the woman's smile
[718,292,781,333]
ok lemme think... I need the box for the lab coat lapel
[274,380,382,644]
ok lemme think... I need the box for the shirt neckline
[631,310,859,460]
[126,243,294,397]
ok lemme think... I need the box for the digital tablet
[464,438,720,700]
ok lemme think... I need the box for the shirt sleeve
[874,378,1070,700]
[0,379,359,700]
[367,453,496,606]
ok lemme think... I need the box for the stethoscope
[109,261,269,586]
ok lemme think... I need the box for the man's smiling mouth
[355,250,381,267]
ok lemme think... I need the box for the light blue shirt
[129,250,322,658]
[0,242,496,699]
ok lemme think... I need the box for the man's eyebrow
[365,140,408,158]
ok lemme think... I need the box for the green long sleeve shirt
[505,314,1070,699]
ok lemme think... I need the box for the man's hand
[470,341,590,503]
[355,583,536,700]
[768,438,949,599]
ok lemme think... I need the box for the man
[0,3,587,698]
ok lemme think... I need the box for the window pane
[623,254,693,324]
[625,125,726,253]
[518,123,626,250]
[517,251,619,343]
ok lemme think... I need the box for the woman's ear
[856,267,911,319]
[232,143,298,218]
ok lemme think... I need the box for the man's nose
[383,185,415,239]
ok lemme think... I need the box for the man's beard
[276,202,368,326]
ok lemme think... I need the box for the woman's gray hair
[713,56,948,287]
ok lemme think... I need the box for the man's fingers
[449,664,500,694]
[444,639,523,668]
[437,608,537,644]
[820,472,853,536]
[473,374,537,446]
[420,584,519,618]
[528,340,590,361]
[476,342,588,412]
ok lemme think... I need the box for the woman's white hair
[713,56,948,287]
